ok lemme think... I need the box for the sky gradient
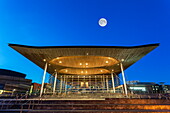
[0,0,170,84]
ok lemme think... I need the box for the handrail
[1,95,18,110]
[20,99,34,113]
[0,93,29,110]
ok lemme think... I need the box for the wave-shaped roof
[9,43,159,77]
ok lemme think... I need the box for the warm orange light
[59,68,110,75]
[49,56,119,68]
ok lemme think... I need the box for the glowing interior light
[106,61,109,63]
[81,71,84,73]
[59,61,62,63]
[129,87,146,91]
[56,57,59,59]
[65,70,68,72]
[80,63,82,65]
[86,71,88,73]
[101,70,103,72]
[43,59,46,61]
[121,59,125,62]
[85,63,88,65]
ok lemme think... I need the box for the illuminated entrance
[9,43,159,98]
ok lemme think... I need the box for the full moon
[98,18,107,27]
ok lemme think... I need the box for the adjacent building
[126,81,170,94]
[0,69,32,95]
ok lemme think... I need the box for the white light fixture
[59,61,62,63]
[106,61,109,63]
[43,59,46,62]
[85,63,88,65]
[121,59,125,62]
[80,63,82,65]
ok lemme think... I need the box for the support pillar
[120,62,128,96]
[53,72,57,95]
[78,76,79,91]
[65,76,67,93]
[40,62,48,97]
[89,76,91,91]
[103,75,105,91]
[84,76,86,93]
[101,76,103,90]
[95,76,97,91]
[106,76,109,92]
[111,72,115,93]
[60,76,63,93]
[72,76,74,92]
[63,75,66,92]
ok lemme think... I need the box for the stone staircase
[1,98,170,113]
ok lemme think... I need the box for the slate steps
[1,98,170,113]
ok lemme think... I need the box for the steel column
[111,72,115,93]
[106,76,109,92]
[120,62,128,96]
[53,72,57,95]
[40,63,48,97]
[60,76,63,93]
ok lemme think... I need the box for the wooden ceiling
[9,43,159,77]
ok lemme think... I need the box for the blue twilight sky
[0,0,170,84]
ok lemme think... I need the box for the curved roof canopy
[9,43,159,76]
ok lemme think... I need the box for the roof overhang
[8,43,159,76]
